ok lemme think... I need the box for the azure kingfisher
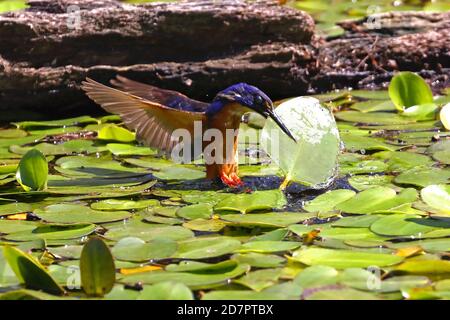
[81,76,295,188]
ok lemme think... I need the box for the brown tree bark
[0,0,448,120]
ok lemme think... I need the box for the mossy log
[0,0,448,119]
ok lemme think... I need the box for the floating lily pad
[34,204,131,224]
[137,282,193,300]
[0,202,32,216]
[370,214,442,237]
[394,167,450,187]
[112,237,177,262]
[291,247,403,269]
[374,151,435,172]
[348,175,395,191]
[97,124,135,142]
[214,190,286,214]
[303,189,356,213]
[336,187,418,214]
[119,263,250,290]
[176,203,213,220]
[172,237,241,259]
[221,212,310,227]
[237,241,301,253]
[182,219,227,232]
[91,199,159,211]
[231,252,285,268]
[336,111,414,125]
[104,224,194,242]
[106,143,157,156]
[234,268,282,292]
[340,133,398,152]
[421,184,450,216]
[4,223,96,241]
[13,116,97,129]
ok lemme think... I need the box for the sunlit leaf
[16,149,48,191]
[261,97,340,188]
[389,72,433,111]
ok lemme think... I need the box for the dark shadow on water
[155,174,354,212]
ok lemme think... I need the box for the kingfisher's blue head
[207,83,296,141]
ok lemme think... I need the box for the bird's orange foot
[230,173,244,187]
[219,172,237,188]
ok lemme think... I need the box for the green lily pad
[182,219,227,232]
[172,237,241,259]
[261,97,340,188]
[237,241,301,253]
[97,124,135,142]
[13,116,97,129]
[231,252,285,268]
[112,237,177,262]
[402,103,438,121]
[137,282,193,300]
[370,214,442,237]
[4,223,96,241]
[394,167,450,187]
[234,268,283,292]
[291,247,403,269]
[421,184,450,216]
[153,166,205,181]
[350,100,396,113]
[34,204,131,224]
[303,189,356,213]
[340,133,398,152]
[395,259,450,275]
[336,187,418,214]
[427,140,450,163]
[10,140,106,156]
[106,143,157,156]
[176,203,213,220]
[91,199,159,211]
[119,263,250,290]
[340,160,388,175]
[165,260,238,273]
[336,111,414,125]
[348,174,395,191]
[0,129,27,138]
[294,265,339,288]
[0,220,38,233]
[104,223,194,242]
[374,151,435,172]
[214,190,287,214]
[221,212,311,227]
[0,202,32,216]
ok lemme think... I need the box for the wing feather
[111,75,209,112]
[81,78,205,154]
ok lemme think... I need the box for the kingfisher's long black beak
[266,109,296,142]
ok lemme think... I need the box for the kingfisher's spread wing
[110,75,209,112]
[81,78,205,154]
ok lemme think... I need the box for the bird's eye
[255,95,264,105]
